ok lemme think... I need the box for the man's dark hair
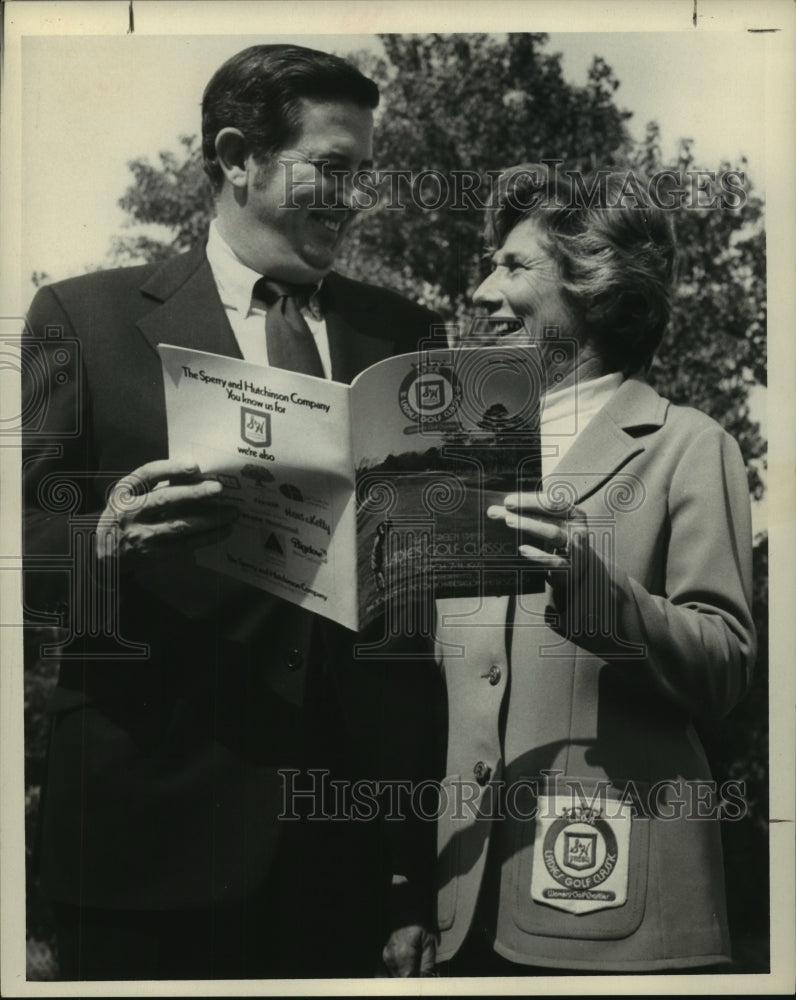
[201,44,379,190]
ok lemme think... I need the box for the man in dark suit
[23,44,440,980]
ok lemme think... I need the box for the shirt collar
[206,220,324,320]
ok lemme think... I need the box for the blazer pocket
[511,776,650,940]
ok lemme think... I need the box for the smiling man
[23,45,440,981]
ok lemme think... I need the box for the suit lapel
[138,259,403,380]
[322,273,397,384]
[326,311,392,384]
[545,376,668,504]
[137,245,242,361]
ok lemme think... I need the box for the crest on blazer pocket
[530,794,631,915]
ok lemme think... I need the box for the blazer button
[473,761,491,785]
[487,664,502,686]
[286,649,304,671]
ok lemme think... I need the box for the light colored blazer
[435,376,756,971]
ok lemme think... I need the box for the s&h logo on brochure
[398,359,461,428]
[241,406,271,447]
[531,797,632,915]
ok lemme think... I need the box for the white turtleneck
[540,371,625,478]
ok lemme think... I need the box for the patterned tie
[253,277,325,378]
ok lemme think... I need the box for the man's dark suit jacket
[23,243,443,923]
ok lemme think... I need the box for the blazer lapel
[137,244,242,361]
[544,376,668,505]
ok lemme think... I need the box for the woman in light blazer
[433,165,756,974]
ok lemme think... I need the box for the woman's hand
[486,491,587,568]
[487,491,619,646]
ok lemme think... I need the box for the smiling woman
[474,218,580,357]
[475,166,676,380]
[432,161,756,976]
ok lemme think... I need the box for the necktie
[253,277,325,378]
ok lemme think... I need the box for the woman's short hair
[201,44,379,190]
[485,163,677,374]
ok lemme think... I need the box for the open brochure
[158,341,547,631]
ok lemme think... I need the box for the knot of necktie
[252,277,325,378]
[252,277,317,311]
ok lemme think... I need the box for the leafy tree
[336,34,632,312]
[111,134,213,264]
[630,126,767,499]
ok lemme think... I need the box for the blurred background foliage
[26,32,769,976]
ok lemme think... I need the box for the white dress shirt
[205,220,332,378]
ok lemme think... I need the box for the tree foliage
[336,34,632,311]
[111,134,214,264]
[630,127,767,499]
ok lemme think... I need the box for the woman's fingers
[486,503,570,551]
[517,544,569,569]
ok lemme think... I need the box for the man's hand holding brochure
[158,342,548,630]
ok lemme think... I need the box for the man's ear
[214,128,250,188]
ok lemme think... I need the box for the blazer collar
[137,243,242,360]
[544,375,669,504]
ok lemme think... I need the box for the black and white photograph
[1,0,793,995]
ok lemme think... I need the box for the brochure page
[159,344,359,628]
[350,344,545,627]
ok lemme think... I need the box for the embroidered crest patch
[530,794,632,915]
